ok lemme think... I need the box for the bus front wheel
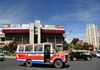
[54,60,63,68]
[26,60,32,67]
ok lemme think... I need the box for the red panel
[2,29,29,33]
[2,29,65,33]
[41,29,65,33]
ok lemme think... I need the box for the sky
[0,0,100,41]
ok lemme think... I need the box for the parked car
[96,50,100,58]
[69,51,92,61]
[0,50,5,60]
[90,52,97,57]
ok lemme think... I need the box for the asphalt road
[0,58,100,70]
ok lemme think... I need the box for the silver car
[0,50,5,60]
[96,50,100,58]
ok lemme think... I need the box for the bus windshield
[52,45,57,52]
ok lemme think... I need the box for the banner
[42,25,55,28]
[2,24,10,28]
[56,25,63,29]
[21,24,29,28]
[10,24,20,28]
[5,40,14,46]
[48,25,55,28]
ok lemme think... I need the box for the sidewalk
[5,56,16,58]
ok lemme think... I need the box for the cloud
[50,10,99,23]
[0,4,25,26]
[49,0,100,23]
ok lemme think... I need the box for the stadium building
[2,20,67,50]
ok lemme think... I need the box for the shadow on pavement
[69,59,92,61]
[0,59,6,61]
[19,63,70,68]
[63,64,70,68]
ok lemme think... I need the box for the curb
[5,56,16,58]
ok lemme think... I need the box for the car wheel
[87,57,91,61]
[26,60,32,67]
[73,57,77,61]
[54,60,63,68]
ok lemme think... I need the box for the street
[0,58,100,70]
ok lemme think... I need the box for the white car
[0,50,5,60]
[96,50,100,58]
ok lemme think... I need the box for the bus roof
[18,42,55,46]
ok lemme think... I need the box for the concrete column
[38,26,41,43]
[35,20,41,43]
[29,23,34,44]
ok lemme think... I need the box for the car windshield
[97,51,100,53]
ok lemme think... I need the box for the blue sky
[0,0,100,41]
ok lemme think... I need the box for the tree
[67,44,72,50]
[2,45,9,51]
[14,42,18,51]
[2,42,18,56]
[74,43,83,50]
[8,42,14,55]
[83,42,88,50]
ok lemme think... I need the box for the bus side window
[34,45,43,52]
[34,45,38,52]
[19,46,24,52]
[25,45,33,52]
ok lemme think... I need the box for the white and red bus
[16,43,68,68]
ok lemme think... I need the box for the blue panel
[50,62,53,64]
[16,52,44,54]
[16,52,55,54]
[15,59,26,63]
[32,61,44,64]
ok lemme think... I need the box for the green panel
[41,33,63,36]
[5,33,29,36]
[48,25,55,28]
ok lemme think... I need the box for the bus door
[44,45,50,63]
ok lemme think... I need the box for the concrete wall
[29,23,34,44]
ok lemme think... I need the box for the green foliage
[2,42,18,55]
[74,43,83,50]
[8,42,14,53]
[74,42,93,50]
[67,44,72,49]
[2,45,9,51]
[14,42,18,51]
[4,52,11,56]
[83,42,88,50]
